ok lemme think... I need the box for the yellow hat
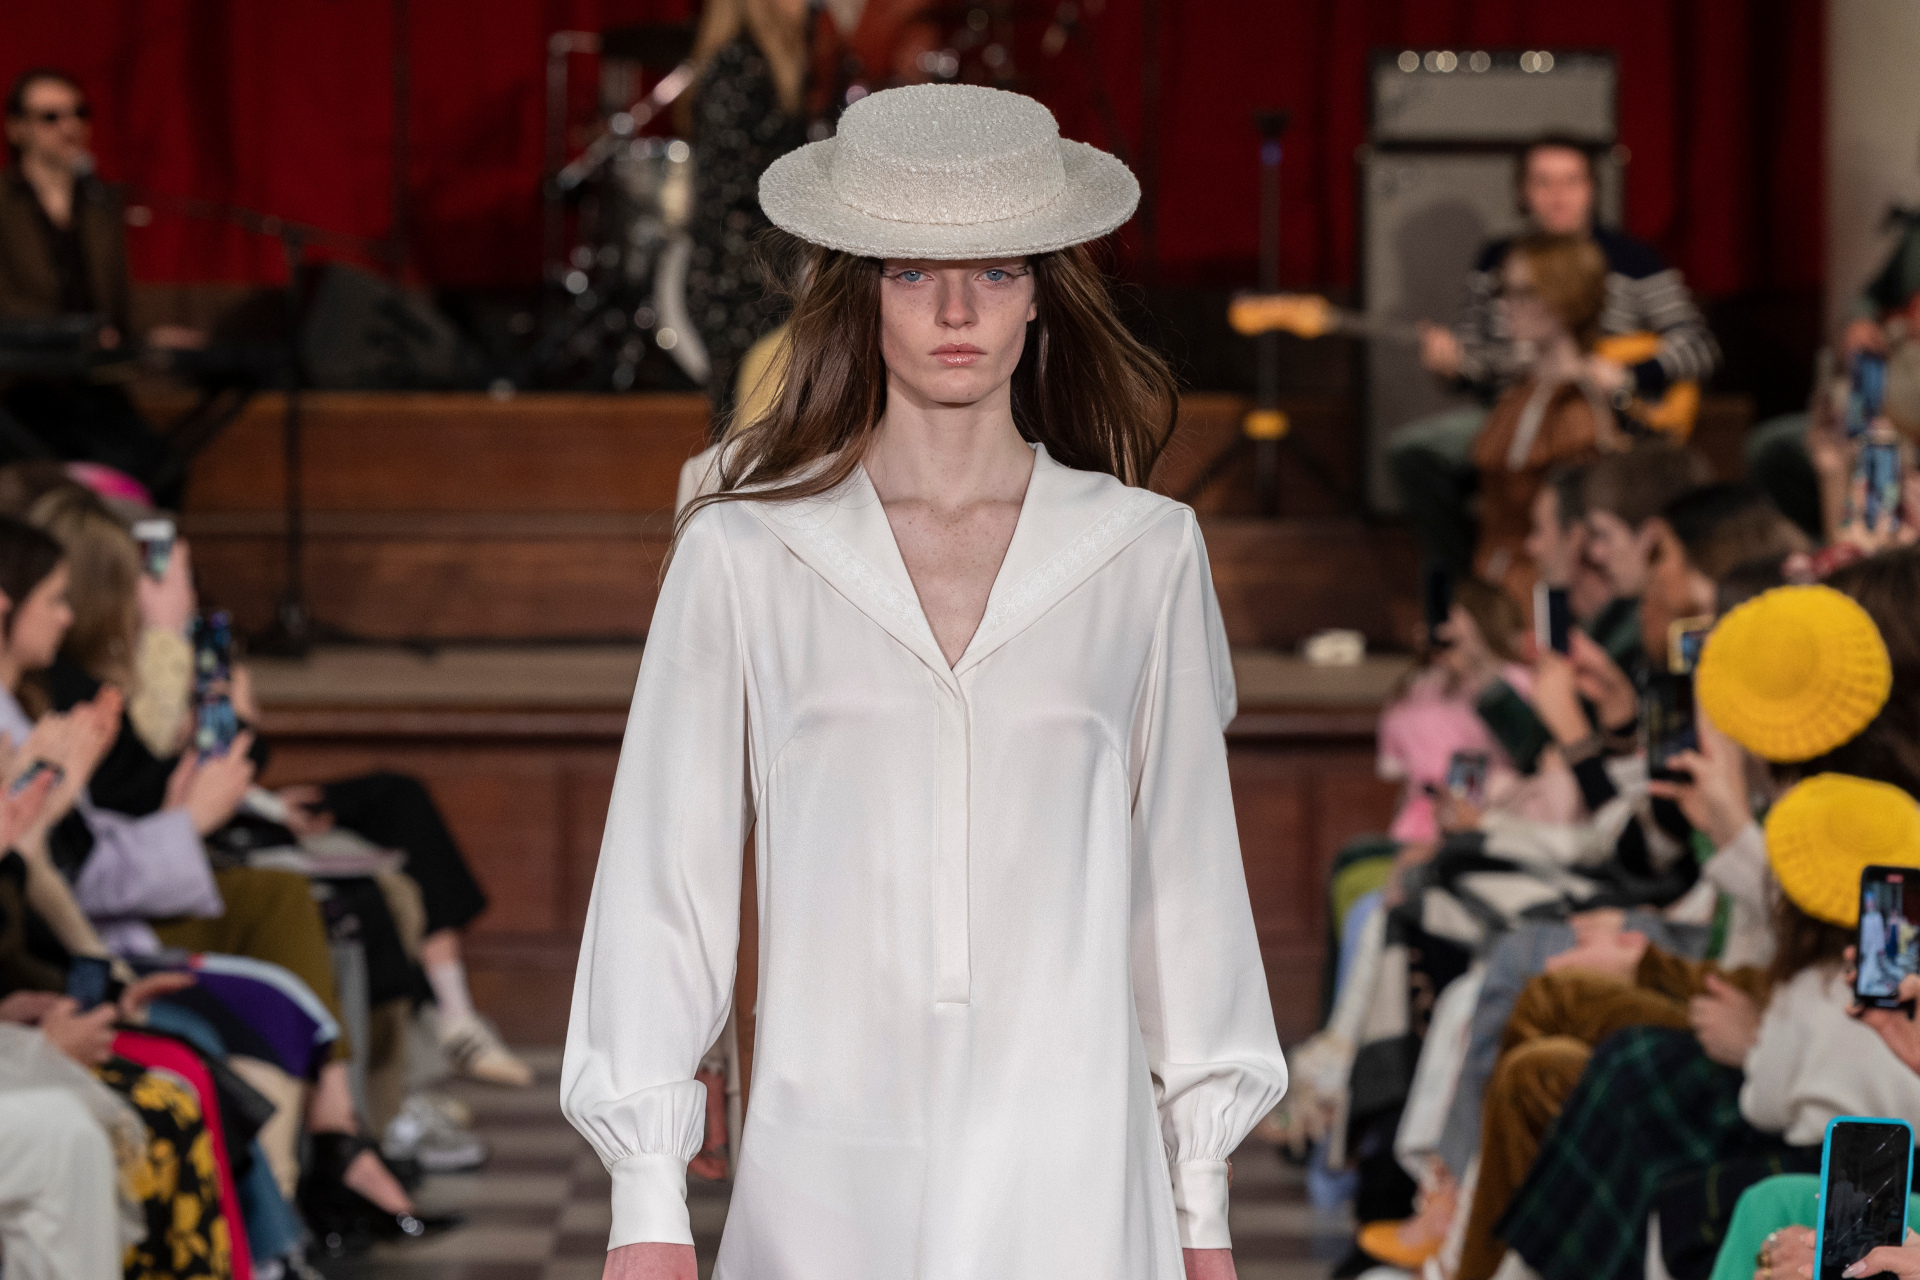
[1695,585,1891,763]
[1765,774,1920,927]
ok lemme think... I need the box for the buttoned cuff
[1170,1160,1232,1248]
[608,1152,692,1248]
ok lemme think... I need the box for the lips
[932,344,986,367]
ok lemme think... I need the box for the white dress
[562,443,1288,1278]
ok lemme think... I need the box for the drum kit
[530,4,1088,394]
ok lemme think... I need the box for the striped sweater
[1451,225,1720,402]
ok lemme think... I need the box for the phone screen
[1668,615,1715,676]
[8,759,62,797]
[1446,750,1490,806]
[1859,440,1905,531]
[1856,866,1920,1008]
[191,610,238,756]
[1848,351,1890,439]
[1642,673,1698,782]
[65,955,112,1011]
[1818,1118,1914,1280]
[1531,582,1573,655]
[131,518,175,582]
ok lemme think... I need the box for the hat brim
[759,137,1140,260]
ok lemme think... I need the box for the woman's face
[1500,254,1559,345]
[1439,602,1495,675]
[878,258,1038,411]
[5,563,72,672]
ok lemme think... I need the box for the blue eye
[895,269,926,284]
[983,269,1007,282]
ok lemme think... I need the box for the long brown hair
[676,236,1179,541]
[24,484,139,690]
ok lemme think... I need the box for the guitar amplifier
[1358,147,1625,511]
[1371,49,1615,145]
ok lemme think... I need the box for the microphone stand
[123,185,400,657]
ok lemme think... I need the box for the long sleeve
[71,806,220,924]
[1128,515,1287,1250]
[561,510,753,1249]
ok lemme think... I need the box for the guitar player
[1388,135,1720,579]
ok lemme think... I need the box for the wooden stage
[178,388,1752,1045]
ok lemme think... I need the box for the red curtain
[1,0,1822,298]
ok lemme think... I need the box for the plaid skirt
[1497,1026,1790,1280]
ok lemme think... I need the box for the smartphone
[1533,583,1573,656]
[1855,865,1920,1008]
[131,517,175,582]
[1424,566,1454,650]
[65,954,112,1011]
[191,610,238,756]
[1667,615,1715,677]
[8,759,62,797]
[1446,750,1491,806]
[1815,1116,1914,1280]
[1847,350,1890,439]
[1642,673,1698,783]
[1474,680,1551,776]
[1858,438,1905,531]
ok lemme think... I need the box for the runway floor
[316,1047,1351,1280]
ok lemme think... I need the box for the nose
[935,273,976,330]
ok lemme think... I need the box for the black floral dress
[96,1055,233,1280]
[686,35,809,433]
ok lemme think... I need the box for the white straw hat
[759,83,1139,260]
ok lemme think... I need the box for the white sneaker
[383,1093,489,1173]
[438,1013,535,1087]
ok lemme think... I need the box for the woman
[565,85,1287,1280]
[683,0,811,430]
[1471,232,1623,608]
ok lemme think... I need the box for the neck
[865,378,1033,507]
[0,650,24,697]
[21,150,71,193]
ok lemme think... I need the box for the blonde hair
[690,0,808,116]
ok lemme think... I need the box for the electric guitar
[1226,292,1701,439]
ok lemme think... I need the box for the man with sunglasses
[0,69,188,501]
[1387,136,1720,581]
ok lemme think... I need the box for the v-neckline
[861,443,1041,672]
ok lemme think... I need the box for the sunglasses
[26,105,89,125]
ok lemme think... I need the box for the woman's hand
[1856,972,1920,1076]
[0,990,63,1025]
[117,971,194,1024]
[603,1243,697,1280]
[1689,974,1762,1067]
[1567,631,1637,731]
[1646,716,1751,848]
[134,536,195,635]
[1184,1249,1238,1280]
[164,732,257,835]
[1845,1231,1920,1280]
[1530,653,1594,747]
[1760,1225,1814,1280]
[231,662,260,724]
[39,996,118,1067]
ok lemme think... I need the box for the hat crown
[830,84,1069,230]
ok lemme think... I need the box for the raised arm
[1129,514,1288,1252]
[562,512,754,1251]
